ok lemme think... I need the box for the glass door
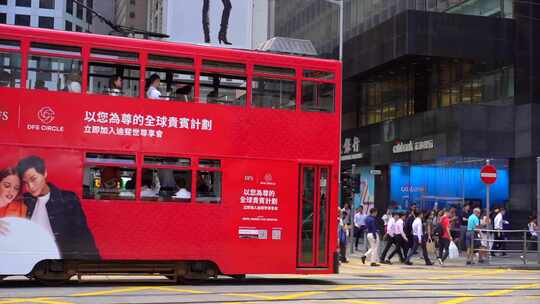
[297,165,330,268]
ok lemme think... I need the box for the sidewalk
[345,241,540,270]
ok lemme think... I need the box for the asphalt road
[1,258,540,304]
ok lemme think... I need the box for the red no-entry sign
[480,165,497,185]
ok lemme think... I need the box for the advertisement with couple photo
[0,155,99,275]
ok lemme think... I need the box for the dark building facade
[271,0,539,227]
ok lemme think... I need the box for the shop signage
[341,153,364,161]
[392,139,434,154]
[370,169,382,175]
[342,136,360,155]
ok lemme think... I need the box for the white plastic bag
[449,241,459,259]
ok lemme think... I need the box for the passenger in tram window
[174,178,191,200]
[0,168,27,235]
[105,75,123,96]
[140,173,157,198]
[65,73,82,93]
[206,76,220,101]
[196,173,211,195]
[17,156,100,259]
[0,70,11,87]
[35,80,48,91]
[146,73,165,100]
[175,84,192,102]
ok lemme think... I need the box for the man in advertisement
[17,156,100,260]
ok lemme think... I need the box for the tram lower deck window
[83,166,137,200]
[140,168,192,202]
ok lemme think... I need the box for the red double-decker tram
[0,25,341,283]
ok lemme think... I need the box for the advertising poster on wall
[166,0,254,49]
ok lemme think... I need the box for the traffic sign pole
[486,184,490,216]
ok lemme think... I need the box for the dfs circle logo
[38,107,55,124]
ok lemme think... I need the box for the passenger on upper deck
[0,71,11,87]
[65,73,81,93]
[175,84,192,102]
[105,75,123,96]
[146,74,166,100]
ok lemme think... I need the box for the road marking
[225,291,326,301]
[407,290,474,297]
[0,298,73,304]
[151,287,208,294]
[340,300,384,304]
[438,282,540,304]
[329,284,388,291]
[71,286,208,297]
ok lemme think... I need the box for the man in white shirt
[387,213,407,263]
[353,206,366,251]
[380,212,398,263]
[494,208,509,256]
[404,210,433,265]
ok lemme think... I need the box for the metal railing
[471,228,539,265]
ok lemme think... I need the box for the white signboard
[392,139,434,154]
[166,0,255,49]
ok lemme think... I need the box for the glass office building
[269,0,540,227]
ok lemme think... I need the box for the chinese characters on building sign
[240,188,279,211]
[83,111,213,138]
[341,136,364,160]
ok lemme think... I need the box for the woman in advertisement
[0,168,26,234]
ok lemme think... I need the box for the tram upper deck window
[27,43,82,92]
[199,74,246,106]
[197,159,221,204]
[200,60,246,105]
[252,65,296,110]
[0,39,21,88]
[303,70,334,80]
[145,69,194,101]
[88,48,140,97]
[141,156,192,203]
[301,81,335,113]
[83,153,137,201]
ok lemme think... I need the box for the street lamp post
[324,0,344,61]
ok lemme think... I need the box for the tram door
[297,165,330,268]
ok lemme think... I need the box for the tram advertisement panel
[0,147,298,275]
[0,148,91,275]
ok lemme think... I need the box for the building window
[16,0,31,7]
[76,2,83,19]
[0,13,6,24]
[14,14,31,26]
[39,0,54,9]
[38,16,54,29]
[76,25,82,32]
[0,0,7,6]
[66,0,73,14]
[86,0,93,24]
[65,20,72,31]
